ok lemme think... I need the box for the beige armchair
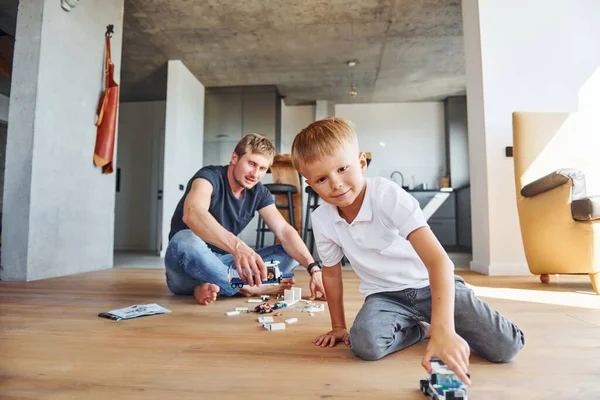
[512,112,600,294]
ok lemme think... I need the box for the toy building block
[292,287,302,301]
[303,303,325,313]
[261,295,270,301]
[285,318,298,324]
[263,322,286,331]
[419,359,469,399]
[247,299,262,303]
[235,307,249,311]
[258,316,274,323]
[273,301,288,310]
[284,289,294,302]
[225,311,240,316]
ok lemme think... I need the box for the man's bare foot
[419,321,431,339]
[194,283,220,305]
[237,278,295,297]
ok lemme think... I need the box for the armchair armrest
[520,168,586,200]
[521,168,600,221]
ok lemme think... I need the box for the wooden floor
[2,268,600,399]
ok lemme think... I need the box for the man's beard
[233,166,255,189]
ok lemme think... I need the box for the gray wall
[0,94,8,122]
[0,122,6,216]
[203,86,281,167]
[114,101,165,252]
[445,96,470,188]
[1,0,124,281]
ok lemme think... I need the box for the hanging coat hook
[105,24,114,37]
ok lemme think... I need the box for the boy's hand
[313,327,350,348]
[422,331,471,386]
[309,271,327,300]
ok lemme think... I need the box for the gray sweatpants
[349,276,525,363]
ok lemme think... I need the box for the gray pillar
[1,0,124,281]
[315,100,334,121]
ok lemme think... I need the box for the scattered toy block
[284,289,294,302]
[258,316,274,323]
[235,307,249,311]
[263,322,286,331]
[226,311,240,316]
[248,299,262,303]
[292,287,302,301]
[285,318,298,324]
[303,303,325,313]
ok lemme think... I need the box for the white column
[162,60,205,257]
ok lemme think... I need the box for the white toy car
[419,360,469,400]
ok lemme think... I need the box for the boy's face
[230,151,271,189]
[302,142,367,209]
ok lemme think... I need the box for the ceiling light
[61,0,79,11]
[347,60,358,68]
[349,84,358,97]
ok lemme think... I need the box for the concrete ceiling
[121,0,466,105]
[0,0,466,104]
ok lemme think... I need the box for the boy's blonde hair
[234,133,276,162]
[291,117,358,173]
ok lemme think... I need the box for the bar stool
[255,183,298,249]
[302,186,321,254]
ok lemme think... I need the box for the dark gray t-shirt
[169,165,274,254]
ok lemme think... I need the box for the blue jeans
[164,229,298,297]
[349,276,525,363]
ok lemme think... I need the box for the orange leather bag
[94,27,119,174]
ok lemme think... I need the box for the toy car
[228,260,295,289]
[419,360,468,400]
[253,303,273,314]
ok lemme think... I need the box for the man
[164,133,326,305]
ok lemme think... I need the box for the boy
[291,118,524,385]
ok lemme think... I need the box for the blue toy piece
[419,360,469,400]
[228,260,295,289]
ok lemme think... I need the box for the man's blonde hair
[291,117,357,173]
[234,133,276,161]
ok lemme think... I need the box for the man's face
[302,143,367,209]
[231,151,271,189]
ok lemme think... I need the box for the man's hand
[422,330,471,386]
[308,271,327,301]
[232,240,267,286]
[313,327,350,348]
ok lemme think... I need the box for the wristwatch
[307,261,322,276]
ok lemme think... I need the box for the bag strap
[104,25,114,89]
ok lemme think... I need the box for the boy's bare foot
[194,283,220,305]
[237,278,295,297]
[419,321,431,339]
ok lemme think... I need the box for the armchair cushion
[572,196,600,221]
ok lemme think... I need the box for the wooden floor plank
[1,269,600,399]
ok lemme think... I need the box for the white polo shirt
[312,177,438,296]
